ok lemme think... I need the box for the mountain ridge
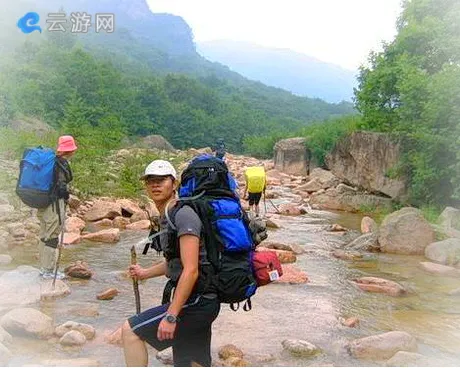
[197,39,357,103]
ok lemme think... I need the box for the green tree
[355,0,460,205]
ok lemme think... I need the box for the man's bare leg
[122,320,148,366]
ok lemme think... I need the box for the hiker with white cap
[121,159,220,367]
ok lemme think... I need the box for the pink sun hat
[57,135,78,152]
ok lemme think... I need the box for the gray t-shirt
[160,206,208,277]
[160,205,217,298]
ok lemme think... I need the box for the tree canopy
[354,0,460,205]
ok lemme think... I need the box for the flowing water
[1,187,460,366]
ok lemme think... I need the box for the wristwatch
[164,313,179,323]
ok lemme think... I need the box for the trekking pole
[52,202,66,289]
[131,245,141,314]
[268,198,281,214]
[263,191,268,216]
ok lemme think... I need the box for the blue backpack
[174,154,257,310]
[16,147,58,208]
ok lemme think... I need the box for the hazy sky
[146,0,403,70]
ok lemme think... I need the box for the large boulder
[325,132,408,200]
[347,331,417,360]
[310,185,393,213]
[419,261,460,277]
[66,216,86,234]
[438,207,460,231]
[83,201,122,222]
[0,266,42,312]
[307,168,341,189]
[378,208,435,255]
[0,308,54,339]
[116,199,142,217]
[82,229,120,243]
[424,238,460,266]
[274,137,309,176]
[137,135,175,151]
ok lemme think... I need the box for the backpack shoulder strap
[55,157,73,183]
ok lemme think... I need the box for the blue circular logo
[17,12,42,34]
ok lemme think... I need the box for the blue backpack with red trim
[177,154,257,310]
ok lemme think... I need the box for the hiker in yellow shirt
[243,166,266,217]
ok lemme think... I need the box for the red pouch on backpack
[252,250,283,286]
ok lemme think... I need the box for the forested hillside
[0,0,354,153]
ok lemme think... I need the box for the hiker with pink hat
[36,135,77,279]
[57,135,78,153]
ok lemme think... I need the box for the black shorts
[128,295,220,367]
[248,192,262,206]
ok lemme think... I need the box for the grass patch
[420,205,442,224]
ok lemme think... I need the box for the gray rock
[419,262,460,277]
[308,168,341,189]
[59,330,87,346]
[282,339,321,357]
[1,308,54,339]
[346,232,380,252]
[385,351,436,367]
[361,216,378,234]
[379,208,435,255]
[425,238,460,266]
[347,331,417,360]
[136,135,175,152]
[0,266,42,312]
[325,131,407,199]
[274,137,309,176]
[438,207,460,231]
[55,321,96,340]
[40,280,71,300]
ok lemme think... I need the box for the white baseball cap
[140,160,177,180]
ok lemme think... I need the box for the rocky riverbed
[1,151,460,366]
